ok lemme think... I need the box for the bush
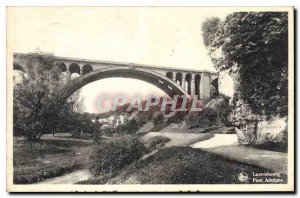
[152,113,165,125]
[166,111,187,124]
[112,119,140,135]
[149,122,169,132]
[146,136,171,151]
[94,119,140,141]
[185,107,218,128]
[89,135,145,176]
[253,126,288,152]
[215,96,233,126]
[123,119,139,134]
[136,111,153,126]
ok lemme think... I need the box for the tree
[13,51,85,141]
[206,12,288,117]
[201,17,221,47]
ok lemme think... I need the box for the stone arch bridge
[13,53,218,103]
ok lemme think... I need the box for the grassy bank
[13,137,94,184]
[81,146,286,184]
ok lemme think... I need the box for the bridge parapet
[13,53,218,103]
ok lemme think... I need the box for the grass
[13,137,94,184]
[81,146,287,184]
[88,135,145,176]
[200,126,223,133]
[247,143,288,153]
[146,136,171,151]
[149,122,169,132]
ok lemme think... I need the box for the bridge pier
[191,76,195,97]
[182,76,186,92]
[172,75,176,82]
[200,73,211,103]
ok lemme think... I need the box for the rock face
[229,98,259,144]
[205,97,225,110]
[230,98,287,144]
[221,69,288,145]
[256,117,287,144]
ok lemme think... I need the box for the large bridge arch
[61,67,191,100]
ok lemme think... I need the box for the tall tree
[206,12,288,117]
[201,17,221,47]
[13,51,85,141]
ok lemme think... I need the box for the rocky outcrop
[256,117,287,144]
[205,97,225,110]
[221,69,288,145]
[229,98,260,144]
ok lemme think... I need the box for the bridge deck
[13,53,217,75]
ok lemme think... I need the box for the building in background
[96,113,130,129]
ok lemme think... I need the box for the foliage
[94,118,141,141]
[89,135,145,176]
[210,81,219,99]
[14,165,78,184]
[185,107,218,128]
[146,136,171,151]
[13,51,89,141]
[251,126,288,152]
[207,12,288,117]
[136,111,153,126]
[13,51,65,141]
[103,147,282,184]
[118,119,140,134]
[152,113,165,125]
[201,17,221,47]
[13,138,92,184]
[166,111,187,124]
[53,92,94,136]
[214,96,233,126]
[98,127,115,138]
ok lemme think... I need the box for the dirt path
[190,134,288,174]
[37,170,92,184]
[190,134,239,148]
[142,131,214,147]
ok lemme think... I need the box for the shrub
[89,135,145,176]
[94,119,140,141]
[149,122,169,132]
[136,111,153,126]
[166,111,187,124]
[146,136,171,151]
[214,96,233,126]
[123,119,139,134]
[185,107,218,128]
[152,113,165,125]
[113,119,140,135]
[254,126,288,152]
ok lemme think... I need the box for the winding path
[190,134,288,174]
[37,170,92,184]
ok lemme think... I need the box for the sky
[8,7,232,113]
